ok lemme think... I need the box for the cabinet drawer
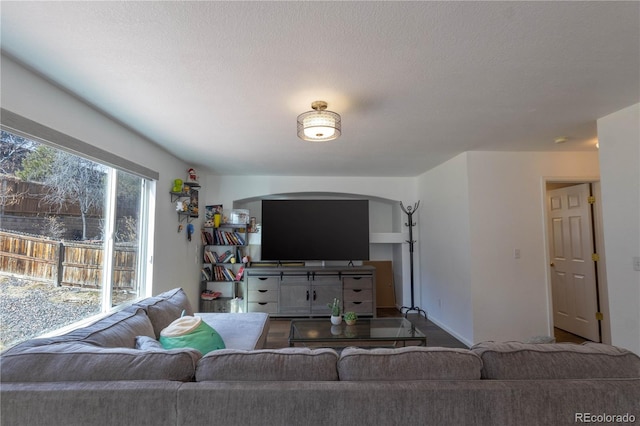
[247,276,279,291]
[343,276,373,290]
[343,288,373,303]
[344,300,373,314]
[247,302,278,314]
[248,289,278,303]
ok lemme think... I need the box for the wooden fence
[0,231,137,291]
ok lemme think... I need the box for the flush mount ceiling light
[297,100,341,142]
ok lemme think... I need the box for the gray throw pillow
[135,335,164,351]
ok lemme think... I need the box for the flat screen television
[261,199,369,262]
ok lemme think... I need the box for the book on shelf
[201,230,213,245]
[211,265,236,282]
[203,250,215,263]
[212,230,246,246]
[222,267,235,281]
[220,249,234,263]
[234,232,246,245]
[235,266,245,281]
[227,232,238,245]
[201,265,212,281]
[204,249,236,263]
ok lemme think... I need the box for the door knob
[550,262,555,267]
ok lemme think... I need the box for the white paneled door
[548,183,600,342]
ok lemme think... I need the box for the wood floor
[554,327,589,344]
[264,308,468,349]
[263,308,590,349]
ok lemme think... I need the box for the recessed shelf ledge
[369,232,409,244]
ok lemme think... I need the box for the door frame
[541,176,611,344]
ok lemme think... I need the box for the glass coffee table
[288,317,427,348]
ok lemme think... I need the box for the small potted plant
[344,311,358,326]
[328,298,342,325]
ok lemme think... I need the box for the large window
[0,116,156,350]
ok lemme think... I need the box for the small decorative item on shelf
[201,290,222,301]
[344,311,358,326]
[328,298,342,325]
[172,178,183,193]
[229,209,250,225]
[187,168,198,182]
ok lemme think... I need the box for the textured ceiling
[1,1,639,177]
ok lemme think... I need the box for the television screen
[261,199,369,261]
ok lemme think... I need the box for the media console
[245,266,376,317]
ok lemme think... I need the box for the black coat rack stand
[400,201,427,319]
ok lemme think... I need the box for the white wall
[417,153,474,345]
[597,103,640,354]
[1,55,200,305]
[205,175,417,210]
[418,150,600,346]
[466,151,599,343]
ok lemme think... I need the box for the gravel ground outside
[0,274,103,351]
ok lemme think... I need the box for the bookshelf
[200,223,248,312]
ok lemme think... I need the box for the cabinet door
[310,274,342,314]
[311,280,342,314]
[279,276,310,314]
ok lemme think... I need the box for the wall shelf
[369,232,409,244]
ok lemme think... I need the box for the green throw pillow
[159,315,225,355]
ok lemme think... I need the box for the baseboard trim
[426,315,473,348]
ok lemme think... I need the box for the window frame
[1,108,157,333]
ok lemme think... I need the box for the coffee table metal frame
[288,317,427,348]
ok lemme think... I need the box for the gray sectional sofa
[1,287,639,426]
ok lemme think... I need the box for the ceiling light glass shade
[297,101,341,142]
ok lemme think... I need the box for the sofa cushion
[64,307,156,348]
[195,348,339,381]
[2,308,155,354]
[132,288,194,338]
[471,341,640,379]
[195,313,270,350]
[0,342,201,382]
[337,346,482,381]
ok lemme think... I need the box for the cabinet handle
[353,289,362,293]
[313,290,317,301]
[306,290,309,301]
[258,290,268,293]
[353,277,362,280]
[353,301,362,305]
[258,302,267,306]
[258,277,268,281]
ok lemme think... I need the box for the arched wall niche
[233,191,403,234]
[232,191,413,310]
